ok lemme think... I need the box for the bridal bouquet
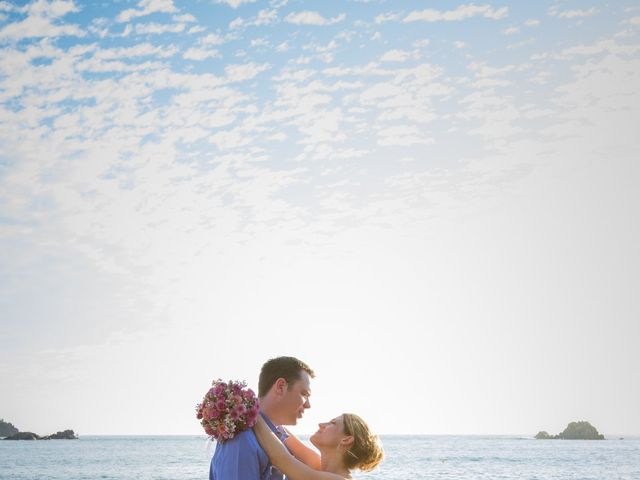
[196,379,260,442]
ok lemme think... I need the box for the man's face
[280,370,312,425]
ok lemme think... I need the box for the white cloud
[229,9,278,29]
[625,16,640,25]
[183,47,220,60]
[225,62,270,82]
[404,4,508,23]
[503,26,519,35]
[217,0,256,7]
[0,16,84,41]
[251,38,270,48]
[229,17,245,29]
[95,43,178,60]
[22,0,78,17]
[134,22,185,34]
[76,58,164,73]
[525,19,540,27]
[531,39,640,61]
[252,9,278,26]
[173,13,196,23]
[380,49,419,63]
[117,0,178,23]
[374,11,401,24]
[0,0,83,40]
[285,11,346,26]
[199,33,225,45]
[182,32,227,60]
[549,7,598,19]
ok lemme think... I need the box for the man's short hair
[258,356,315,398]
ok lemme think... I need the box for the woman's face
[310,415,348,448]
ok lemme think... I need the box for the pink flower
[230,404,247,420]
[204,424,215,436]
[246,406,259,425]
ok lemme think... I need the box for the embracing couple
[209,356,383,480]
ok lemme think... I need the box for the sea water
[1,435,639,479]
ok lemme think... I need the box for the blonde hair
[341,413,384,472]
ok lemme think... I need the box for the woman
[253,413,383,480]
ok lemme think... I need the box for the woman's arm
[283,427,322,470]
[253,417,342,480]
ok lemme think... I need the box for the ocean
[1,435,639,479]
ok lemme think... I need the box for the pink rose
[230,404,247,420]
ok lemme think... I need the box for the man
[209,356,315,480]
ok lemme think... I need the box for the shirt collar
[260,412,289,442]
[260,411,279,434]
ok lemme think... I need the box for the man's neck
[259,397,282,427]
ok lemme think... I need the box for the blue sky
[1,1,640,435]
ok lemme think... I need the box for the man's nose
[304,398,311,409]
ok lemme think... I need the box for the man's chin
[282,417,298,426]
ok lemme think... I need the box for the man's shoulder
[215,429,261,453]
[211,428,270,478]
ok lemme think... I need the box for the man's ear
[340,436,354,448]
[274,377,288,396]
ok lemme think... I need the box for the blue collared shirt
[209,413,289,480]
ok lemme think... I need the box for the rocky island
[1,419,77,440]
[0,419,19,437]
[4,429,78,440]
[535,421,605,440]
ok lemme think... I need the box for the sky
[1,0,639,437]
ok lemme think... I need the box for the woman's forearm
[283,428,322,470]
[253,416,292,468]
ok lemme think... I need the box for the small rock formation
[4,432,41,440]
[41,430,78,440]
[535,421,604,440]
[558,421,604,440]
[4,429,78,440]
[0,419,19,437]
